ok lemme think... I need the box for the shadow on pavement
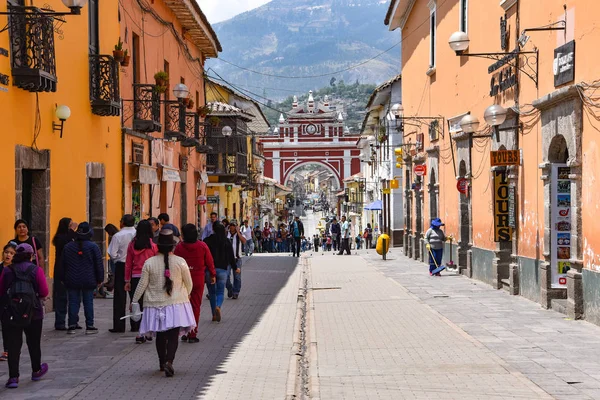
[0,254,300,399]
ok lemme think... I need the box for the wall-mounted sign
[457,178,469,195]
[207,195,219,204]
[490,150,520,167]
[414,164,427,176]
[508,186,516,228]
[161,166,181,182]
[489,50,518,97]
[197,195,207,205]
[500,14,508,51]
[493,169,513,242]
[390,179,399,189]
[554,40,575,87]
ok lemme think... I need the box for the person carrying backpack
[0,243,49,389]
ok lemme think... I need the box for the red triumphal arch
[262,91,361,186]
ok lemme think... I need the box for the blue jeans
[68,288,95,328]
[209,268,229,313]
[428,248,444,273]
[226,259,242,295]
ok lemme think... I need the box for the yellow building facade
[204,79,269,227]
[0,0,122,289]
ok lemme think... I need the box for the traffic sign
[207,196,219,204]
[197,195,207,205]
[456,178,469,194]
[414,164,427,176]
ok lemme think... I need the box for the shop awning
[162,166,182,182]
[364,200,382,210]
[137,165,160,185]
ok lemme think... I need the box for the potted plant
[154,71,168,88]
[208,116,220,127]
[113,37,124,63]
[187,98,194,110]
[154,85,167,94]
[378,126,388,143]
[197,105,210,117]
[181,97,190,107]
[121,49,130,67]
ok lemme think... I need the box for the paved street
[4,214,600,399]
[0,255,302,400]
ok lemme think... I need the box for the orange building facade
[386,0,600,323]
[0,0,122,297]
[118,0,220,228]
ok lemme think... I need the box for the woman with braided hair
[131,229,195,377]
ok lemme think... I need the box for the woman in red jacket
[174,224,216,343]
[124,220,157,343]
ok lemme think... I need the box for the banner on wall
[493,169,513,242]
[551,164,571,288]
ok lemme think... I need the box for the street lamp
[172,83,189,100]
[52,105,71,138]
[448,31,470,54]
[391,103,404,118]
[221,125,233,137]
[483,104,508,126]
[460,114,480,133]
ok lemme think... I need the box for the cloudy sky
[198,0,272,24]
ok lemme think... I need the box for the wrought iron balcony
[206,136,248,180]
[163,101,184,141]
[132,84,161,133]
[9,6,57,92]
[89,55,120,116]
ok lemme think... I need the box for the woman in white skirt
[131,229,195,377]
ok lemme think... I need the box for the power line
[212,0,449,80]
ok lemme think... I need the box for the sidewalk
[0,254,301,400]
[307,249,600,399]
[364,249,600,399]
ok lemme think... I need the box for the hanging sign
[488,49,518,97]
[457,178,469,195]
[493,169,513,242]
[490,150,520,167]
[414,164,427,176]
[554,41,575,87]
[207,195,219,204]
[551,165,571,288]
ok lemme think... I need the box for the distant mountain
[207,0,399,101]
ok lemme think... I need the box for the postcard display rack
[551,164,572,288]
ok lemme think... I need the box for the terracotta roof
[343,172,363,183]
[207,102,253,121]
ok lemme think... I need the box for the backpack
[4,264,38,327]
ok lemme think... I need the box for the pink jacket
[125,240,158,282]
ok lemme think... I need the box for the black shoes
[181,335,188,342]
[227,289,233,299]
[232,294,239,300]
[108,328,125,333]
[188,337,200,343]
[164,362,174,377]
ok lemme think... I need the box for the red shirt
[174,240,216,278]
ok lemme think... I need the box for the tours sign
[493,170,513,242]
[490,150,520,167]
